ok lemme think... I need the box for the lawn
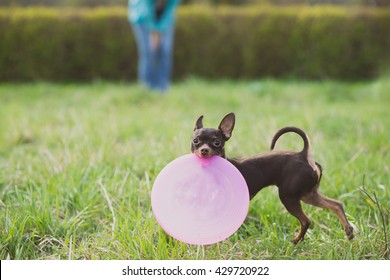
[0,78,389,260]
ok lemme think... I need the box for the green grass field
[0,78,389,260]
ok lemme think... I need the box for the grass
[0,77,389,260]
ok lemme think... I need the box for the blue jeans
[131,23,174,92]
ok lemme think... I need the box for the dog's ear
[194,115,204,131]
[218,113,235,140]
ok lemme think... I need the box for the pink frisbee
[151,154,249,245]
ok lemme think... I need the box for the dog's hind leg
[279,194,311,244]
[302,189,354,240]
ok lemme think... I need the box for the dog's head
[191,113,235,158]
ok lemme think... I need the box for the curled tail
[270,126,311,156]
[271,127,322,182]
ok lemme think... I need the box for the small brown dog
[191,113,354,244]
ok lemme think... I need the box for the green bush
[0,7,136,82]
[174,6,390,80]
[0,6,389,82]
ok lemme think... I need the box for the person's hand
[150,31,162,51]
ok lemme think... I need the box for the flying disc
[151,154,249,245]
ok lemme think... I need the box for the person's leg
[154,24,175,92]
[131,23,153,89]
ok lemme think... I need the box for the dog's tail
[270,127,311,156]
[271,127,321,182]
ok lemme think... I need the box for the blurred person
[128,0,181,93]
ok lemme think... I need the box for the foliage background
[1,6,389,82]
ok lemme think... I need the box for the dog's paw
[292,236,304,245]
[345,225,354,240]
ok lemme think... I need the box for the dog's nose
[200,148,210,156]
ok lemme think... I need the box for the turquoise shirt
[128,0,180,33]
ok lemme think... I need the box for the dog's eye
[213,140,222,147]
[193,138,200,145]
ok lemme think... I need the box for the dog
[191,112,354,244]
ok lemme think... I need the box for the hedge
[0,6,389,82]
